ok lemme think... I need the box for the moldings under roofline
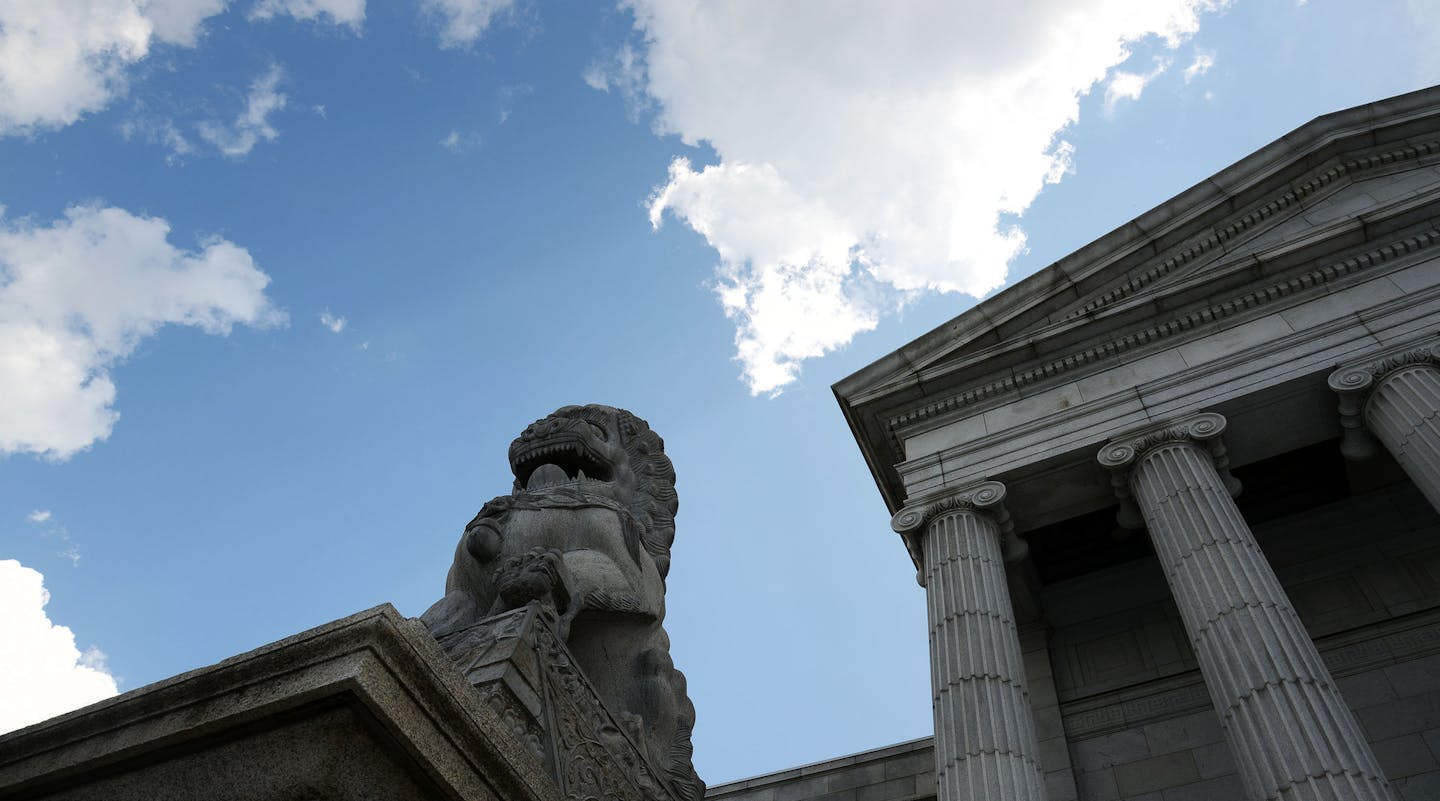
[833,84,1440,512]
[884,223,1440,459]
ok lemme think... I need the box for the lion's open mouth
[511,434,617,492]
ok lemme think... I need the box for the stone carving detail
[1097,412,1240,529]
[422,405,702,801]
[891,480,1025,585]
[1065,139,1440,320]
[1099,413,1400,801]
[434,604,684,801]
[1329,339,1440,512]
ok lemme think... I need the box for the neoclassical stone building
[712,88,1440,801]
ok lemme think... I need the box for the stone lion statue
[421,405,702,801]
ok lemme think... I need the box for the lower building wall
[1051,484,1440,801]
[705,484,1440,801]
[705,738,935,801]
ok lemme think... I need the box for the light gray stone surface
[835,86,1440,527]
[422,405,702,801]
[0,605,561,801]
[1331,338,1440,512]
[893,482,1047,801]
[1100,413,1398,801]
[827,87,1440,801]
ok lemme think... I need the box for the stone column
[1329,339,1440,512]
[892,481,1047,801]
[1099,413,1397,801]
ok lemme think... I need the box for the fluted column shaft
[1331,343,1440,513]
[1101,414,1397,801]
[893,482,1046,801]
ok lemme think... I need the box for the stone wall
[1050,483,1440,801]
[709,483,1440,801]
[706,738,935,801]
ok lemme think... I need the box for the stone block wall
[706,485,1440,801]
[1344,654,1440,800]
[1049,484,1440,801]
[706,738,934,801]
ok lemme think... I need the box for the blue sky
[0,0,1437,785]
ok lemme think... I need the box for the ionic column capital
[1098,411,1229,470]
[892,480,1010,534]
[892,481,1022,585]
[1097,413,1240,528]
[1329,338,1440,461]
[1328,337,1440,398]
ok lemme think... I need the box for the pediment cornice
[881,217,1440,457]
[835,85,1440,512]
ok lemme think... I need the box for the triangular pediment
[835,85,1440,511]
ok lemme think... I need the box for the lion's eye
[586,421,608,441]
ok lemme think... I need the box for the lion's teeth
[577,468,587,481]
[527,463,568,490]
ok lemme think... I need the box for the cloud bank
[0,205,284,460]
[605,0,1226,394]
[0,560,118,734]
[0,0,227,135]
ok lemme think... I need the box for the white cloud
[584,43,648,120]
[27,509,52,523]
[616,0,1226,394]
[0,560,118,734]
[319,309,346,332]
[423,0,516,47]
[0,204,284,460]
[0,0,226,135]
[61,544,82,566]
[1104,58,1172,113]
[119,114,198,161]
[250,0,365,30]
[197,65,288,158]
[438,128,482,152]
[1184,50,1215,82]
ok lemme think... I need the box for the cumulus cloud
[197,65,288,158]
[319,309,346,332]
[0,204,284,460]
[0,0,226,135]
[0,560,118,734]
[27,509,52,523]
[584,44,648,120]
[1183,50,1215,83]
[423,0,516,47]
[1104,57,1172,113]
[250,0,365,30]
[614,0,1226,394]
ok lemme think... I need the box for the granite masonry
[823,85,1440,801]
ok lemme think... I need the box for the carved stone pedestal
[433,603,686,801]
